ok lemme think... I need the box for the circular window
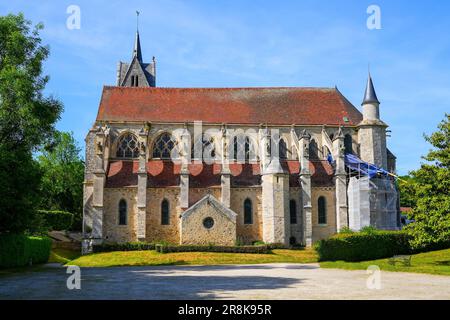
[203,217,214,229]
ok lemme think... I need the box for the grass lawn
[320,248,450,276]
[67,249,318,267]
[48,248,82,264]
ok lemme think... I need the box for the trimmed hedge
[0,234,52,268]
[315,230,412,262]
[37,210,73,231]
[156,244,271,254]
[92,242,156,253]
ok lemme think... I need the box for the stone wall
[103,188,138,243]
[145,187,180,244]
[311,187,337,242]
[230,187,262,244]
[289,187,303,244]
[180,195,236,246]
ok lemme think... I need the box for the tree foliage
[38,131,84,230]
[406,114,450,249]
[0,13,63,233]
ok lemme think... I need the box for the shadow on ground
[0,264,306,300]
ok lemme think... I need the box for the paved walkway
[1,263,449,299]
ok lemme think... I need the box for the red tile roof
[96,86,362,125]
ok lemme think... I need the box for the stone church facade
[82,31,397,248]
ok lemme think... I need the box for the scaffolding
[345,155,400,231]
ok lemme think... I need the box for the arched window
[161,199,170,225]
[135,75,139,87]
[116,133,139,158]
[344,134,353,155]
[279,139,288,160]
[192,134,215,161]
[152,133,176,160]
[309,139,319,160]
[244,198,253,224]
[318,196,327,225]
[233,136,252,162]
[290,200,297,224]
[118,199,127,225]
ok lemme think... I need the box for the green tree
[398,175,417,208]
[0,13,63,233]
[406,114,450,250]
[38,131,84,230]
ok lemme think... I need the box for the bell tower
[116,12,156,87]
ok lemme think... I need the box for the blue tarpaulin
[344,154,389,178]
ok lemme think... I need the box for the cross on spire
[133,11,143,62]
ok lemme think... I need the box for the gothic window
[344,134,353,155]
[118,199,127,225]
[318,196,327,225]
[279,138,288,160]
[192,134,216,161]
[116,133,139,158]
[161,199,170,225]
[244,198,253,224]
[309,139,319,160]
[152,133,176,160]
[290,200,297,224]
[135,75,139,87]
[233,136,253,162]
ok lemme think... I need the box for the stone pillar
[333,127,349,231]
[179,127,190,209]
[261,129,289,245]
[299,129,312,247]
[136,128,148,240]
[92,127,106,241]
[221,127,231,208]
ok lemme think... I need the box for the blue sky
[1,0,449,175]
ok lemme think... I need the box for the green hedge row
[37,210,73,231]
[0,234,52,268]
[92,242,156,253]
[315,230,412,262]
[156,244,271,254]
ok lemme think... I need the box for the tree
[406,114,450,250]
[38,131,84,230]
[398,175,417,208]
[0,13,63,233]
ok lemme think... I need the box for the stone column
[92,127,106,242]
[220,127,231,208]
[333,127,349,231]
[261,129,289,245]
[136,128,148,240]
[299,129,312,247]
[179,127,190,209]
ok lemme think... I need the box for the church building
[82,29,398,249]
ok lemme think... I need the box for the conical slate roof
[362,73,380,105]
[133,31,143,63]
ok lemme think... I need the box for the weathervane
[136,10,140,31]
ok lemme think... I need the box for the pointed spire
[133,11,143,62]
[362,72,380,105]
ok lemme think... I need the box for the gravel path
[1,263,449,300]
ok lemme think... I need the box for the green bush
[92,242,156,253]
[37,210,73,231]
[157,244,271,254]
[0,234,52,268]
[315,230,412,262]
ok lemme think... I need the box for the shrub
[157,244,271,254]
[315,230,412,262]
[36,210,73,231]
[92,242,156,253]
[0,234,52,268]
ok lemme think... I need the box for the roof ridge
[103,85,337,91]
